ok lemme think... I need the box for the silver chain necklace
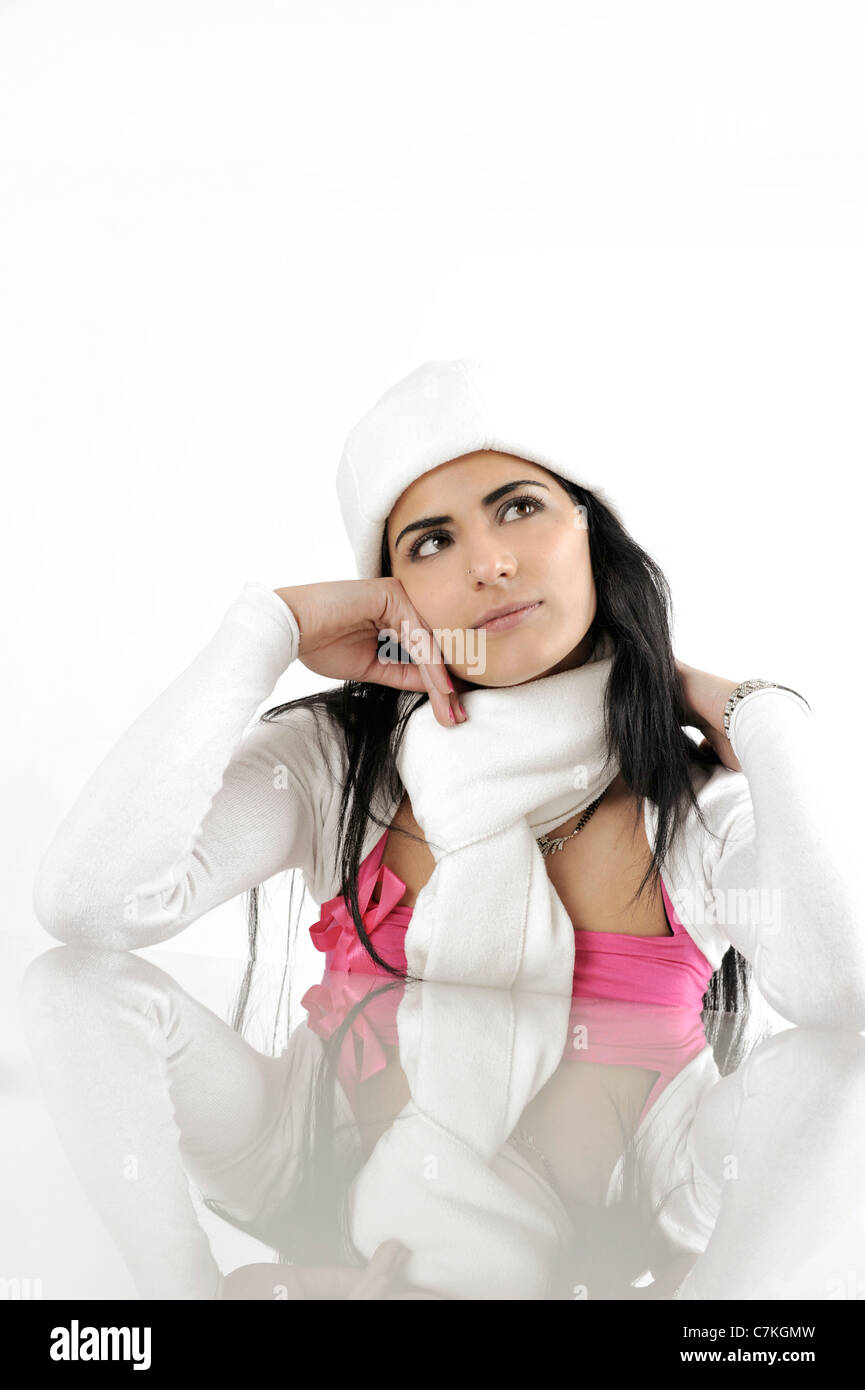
[534,786,609,858]
[511,1126,559,1192]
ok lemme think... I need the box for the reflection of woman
[236,972,720,1300]
[217,977,719,1301]
[23,949,865,1301]
[16,948,725,1299]
[33,358,862,1023]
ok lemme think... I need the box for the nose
[466,547,518,583]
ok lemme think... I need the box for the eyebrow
[393,479,551,551]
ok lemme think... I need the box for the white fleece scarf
[394,632,619,996]
[347,979,576,1298]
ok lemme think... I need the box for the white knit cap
[335,356,625,580]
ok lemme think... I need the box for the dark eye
[407,529,450,561]
[406,494,545,561]
[502,497,543,521]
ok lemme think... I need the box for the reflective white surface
[4,929,865,1301]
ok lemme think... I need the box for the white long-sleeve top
[31,581,865,1029]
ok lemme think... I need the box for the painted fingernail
[458,701,468,720]
[384,1242,409,1271]
[444,671,455,692]
[448,704,455,724]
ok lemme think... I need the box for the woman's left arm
[676,661,865,1029]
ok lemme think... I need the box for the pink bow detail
[301,974,404,1099]
[302,982,390,1089]
[308,851,407,975]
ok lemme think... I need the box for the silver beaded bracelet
[722,680,811,743]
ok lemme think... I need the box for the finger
[403,609,453,704]
[418,662,461,729]
[372,647,473,709]
[394,604,462,728]
[374,585,463,726]
[370,654,431,693]
[369,641,452,713]
[347,1241,410,1300]
[365,641,463,727]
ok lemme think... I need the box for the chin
[460,648,573,689]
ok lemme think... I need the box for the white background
[3,0,863,962]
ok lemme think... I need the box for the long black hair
[238,471,755,1057]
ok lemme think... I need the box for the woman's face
[386,450,597,688]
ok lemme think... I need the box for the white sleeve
[678,1026,865,1299]
[708,686,865,1028]
[32,582,333,950]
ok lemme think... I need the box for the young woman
[32,357,863,1033]
[29,356,864,1299]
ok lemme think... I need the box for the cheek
[534,532,595,617]
[394,567,449,623]
[536,519,592,574]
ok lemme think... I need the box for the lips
[473,601,542,630]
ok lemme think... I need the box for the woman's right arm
[31,583,326,950]
[32,573,461,951]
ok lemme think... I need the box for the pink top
[301,971,709,1133]
[309,826,715,1013]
